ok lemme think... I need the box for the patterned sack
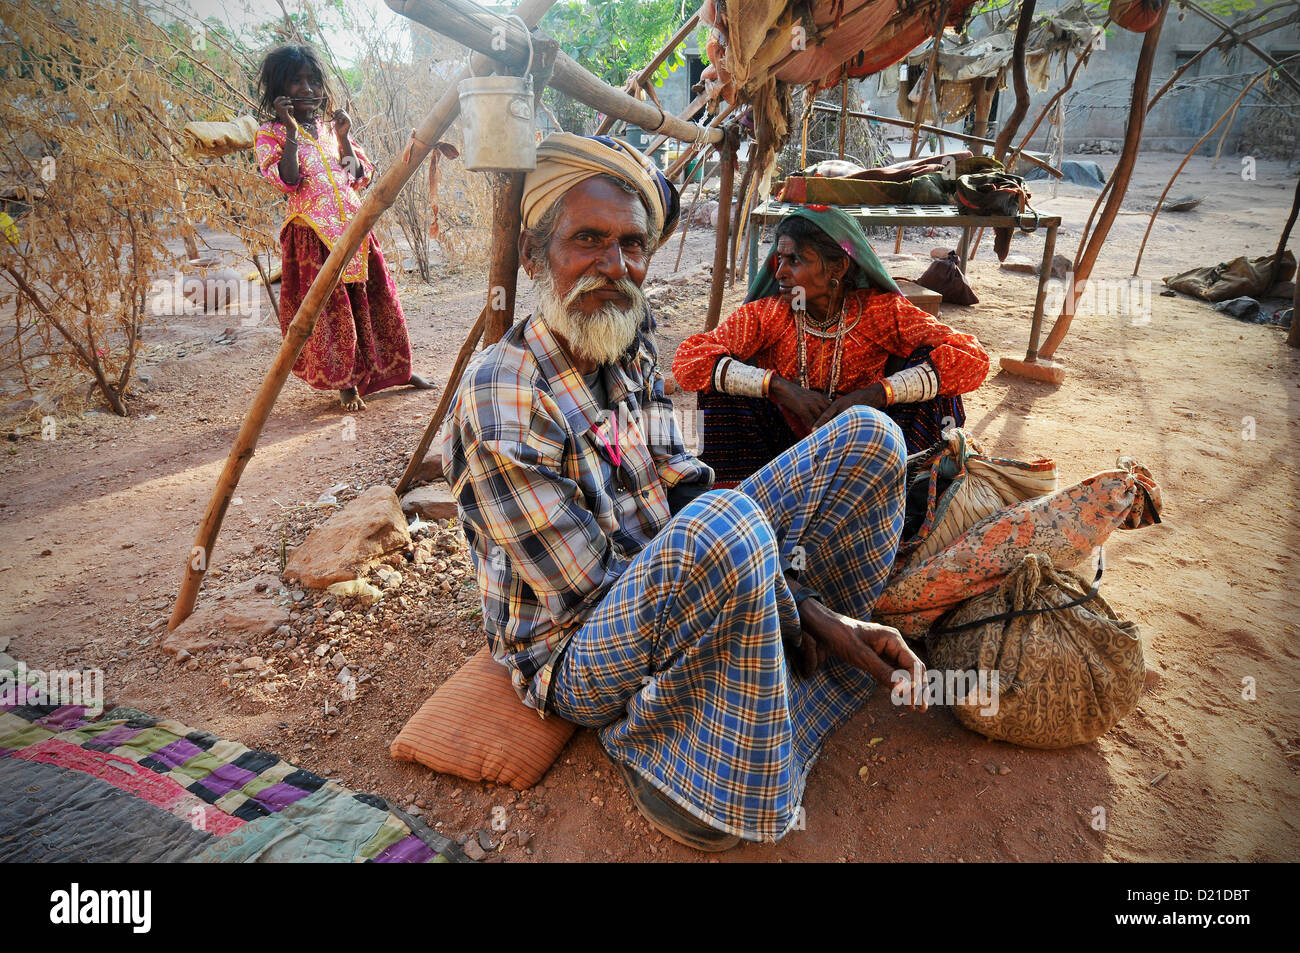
[896,429,1056,572]
[878,457,1161,637]
[926,552,1144,748]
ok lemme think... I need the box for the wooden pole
[730,159,760,288]
[1005,32,1099,173]
[705,127,738,331]
[645,93,708,156]
[838,75,849,159]
[665,101,736,179]
[395,307,488,495]
[169,0,558,629]
[1132,65,1282,275]
[908,0,951,159]
[388,0,722,147]
[810,104,1063,177]
[994,0,1037,163]
[594,11,700,136]
[485,172,527,344]
[1036,4,1168,363]
[899,0,951,254]
[1182,1,1300,97]
[970,76,996,153]
[1289,258,1300,349]
[1270,173,1299,290]
[674,150,718,272]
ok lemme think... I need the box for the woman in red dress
[673,205,989,485]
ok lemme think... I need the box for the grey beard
[535,269,647,367]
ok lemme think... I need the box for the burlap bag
[926,552,1144,748]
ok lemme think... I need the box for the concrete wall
[865,1,1298,158]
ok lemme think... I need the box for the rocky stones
[399,483,459,522]
[283,486,411,588]
[411,451,444,487]
[999,254,1038,275]
[161,573,290,657]
[326,579,382,605]
[462,837,487,861]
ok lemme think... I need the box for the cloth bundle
[181,116,259,158]
[926,552,1145,748]
[954,171,1033,261]
[916,251,979,305]
[1163,252,1296,303]
[896,428,1056,572]
[877,457,1161,638]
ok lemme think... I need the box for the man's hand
[795,598,927,710]
[811,382,887,430]
[768,375,830,432]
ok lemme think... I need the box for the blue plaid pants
[550,406,907,843]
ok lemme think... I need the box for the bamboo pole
[1182,1,1300,97]
[705,128,738,331]
[838,75,849,158]
[1132,64,1283,275]
[1004,29,1101,173]
[809,104,1063,177]
[674,148,717,272]
[899,0,951,253]
[645,93,708,156]
[388,0,722,147]
[395,308,488,495]
[1036,4,1168,363]
[1269,173,1299,290]
[665,101,736,179]
[1289,259,1300,349]
[594,11,700,136]
[169,0,558,629]
[908,0,951,159]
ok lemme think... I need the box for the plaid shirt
[442,312,714,712]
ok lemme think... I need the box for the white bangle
[884,363,939,404]
[716,359,768,398]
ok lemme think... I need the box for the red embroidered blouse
[672,289,989,398]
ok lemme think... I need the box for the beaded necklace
[795,292,857,398]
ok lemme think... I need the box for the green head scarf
[744,204,900,303]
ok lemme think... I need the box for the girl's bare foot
[408,373,434,390]
[340,388,366,411]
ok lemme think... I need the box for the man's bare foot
[339,388,366,411]
[407,373,434,390]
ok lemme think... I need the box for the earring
[830,278,840,288]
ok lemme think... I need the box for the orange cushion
[390,646,576,790]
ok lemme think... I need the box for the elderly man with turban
[442,134,925,852]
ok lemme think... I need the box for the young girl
[254,44,432,411]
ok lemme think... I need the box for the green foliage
[539,0,691,133]
[541,0,689,87]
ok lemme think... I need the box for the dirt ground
[1,152,1297,862]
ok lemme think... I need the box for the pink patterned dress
[255,119,412,395]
